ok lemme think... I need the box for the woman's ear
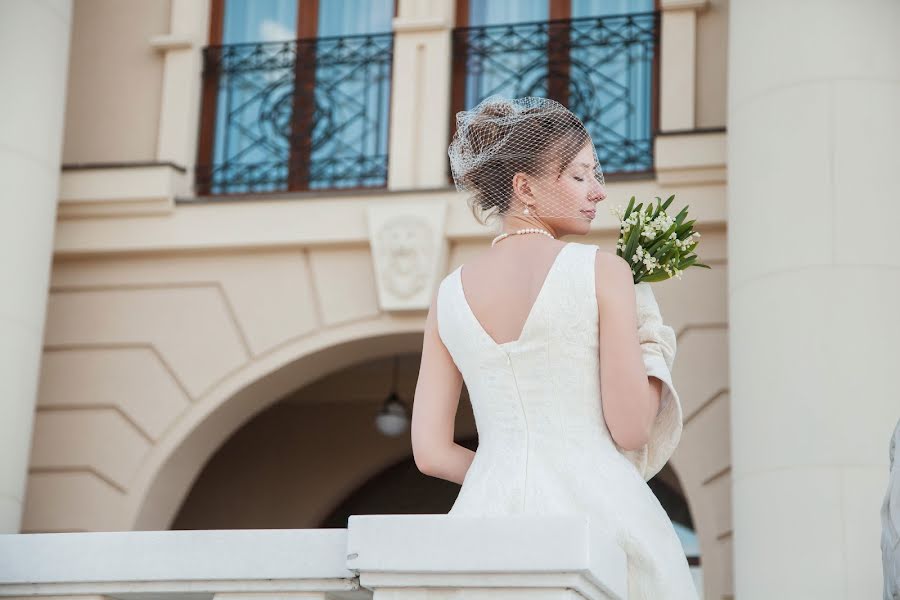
[511,172,532,201]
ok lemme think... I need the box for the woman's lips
[581,210,596,219]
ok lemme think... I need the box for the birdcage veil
[448,95,605,225]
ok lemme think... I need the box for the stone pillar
[658,0,707,132]
[387,0,454,190]
[727,1,900,597]
[0,0,72,533]
[150,0,209,180]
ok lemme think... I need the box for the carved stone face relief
[376,216,432,300]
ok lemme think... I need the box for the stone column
[0,0,72,532]
[727,0,900,597]
[658,0,707,132]
[150,0,208,177]
[387,0,454,190]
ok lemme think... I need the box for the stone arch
[126,319,425,530]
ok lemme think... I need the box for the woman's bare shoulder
[592,248,634,300]
[592,248,631,276]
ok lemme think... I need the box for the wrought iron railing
[196,32,394,195]
[451,12,659,176]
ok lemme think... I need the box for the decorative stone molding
[57,163,184,219]
[391,17,451,33]
[148,34,194,51]
[660,0,709,10]
[374,217,433,300]
[654,129,726,186]
[367,200,449,311]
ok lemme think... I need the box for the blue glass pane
[469,0,547,26]
[567,10,657,173]
[207,0,394,194]
[318,0,393,36]
[571,0,654,18]
[211,1,297,193]
[222,0,296,43]
[464,1,549,109]
[454,7,658,175]
[312,0,394,190]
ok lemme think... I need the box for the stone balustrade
[0,515,626,600]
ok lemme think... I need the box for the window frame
[196,0,399,196]
[449,0,661,182]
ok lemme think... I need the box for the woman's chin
[546,217,592,238]
[570,219,593,236]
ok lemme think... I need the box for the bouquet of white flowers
[610,194,710,284]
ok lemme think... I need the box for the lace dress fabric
[436,241,697,599]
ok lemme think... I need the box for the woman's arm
[595,251,661,451]
[411,289,475,485]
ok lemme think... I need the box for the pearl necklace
[491,227,556,247]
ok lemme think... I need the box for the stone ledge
[347,514,627,599]
[654,130,727,186]
[58,163,186,219]
[0,529,358,597]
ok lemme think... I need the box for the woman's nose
[590,181,607,202]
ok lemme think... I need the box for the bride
[411,96,697,599]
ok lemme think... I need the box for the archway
[126,320,426,530]
[169,351,449,530]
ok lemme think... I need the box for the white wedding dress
[436,241,698,599]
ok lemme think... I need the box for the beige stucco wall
[61,0,170,164]
[695,0,729,128]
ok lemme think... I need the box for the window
[197,0,396,195]
[452,0,659,176]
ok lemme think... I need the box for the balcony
[196,32,394,196]
[192,11,660,199]
[451,12,660,179]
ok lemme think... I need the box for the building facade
[0,0,896,598]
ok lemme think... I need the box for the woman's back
[437,240,621,514]
[452,238,647,448]
[456,237,573,347]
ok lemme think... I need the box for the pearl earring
[524,206,530,215]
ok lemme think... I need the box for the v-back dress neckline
[455,242,574,349]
